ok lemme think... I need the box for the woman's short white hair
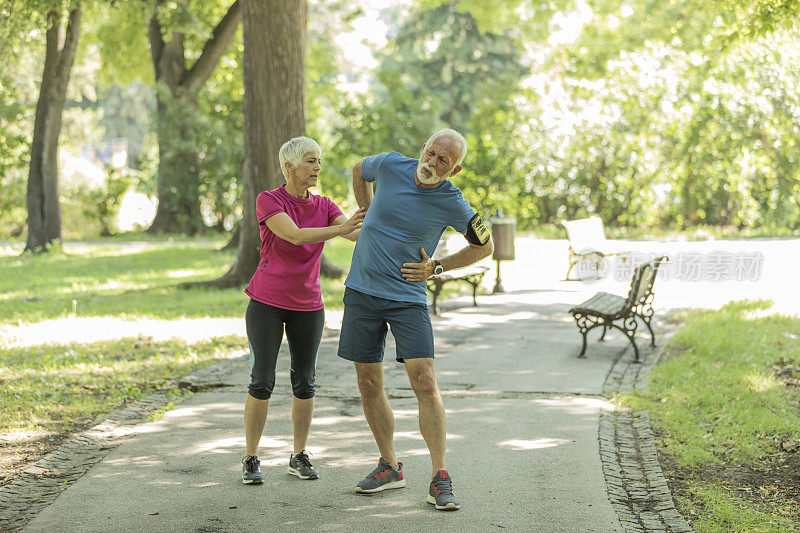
[279,136,322,178]
[427,128,468,167]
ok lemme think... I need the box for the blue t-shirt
[345,151,477,304]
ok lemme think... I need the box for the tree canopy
[2,0,800,244]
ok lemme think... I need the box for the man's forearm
[439,239,494,272]
[352,160,373,209]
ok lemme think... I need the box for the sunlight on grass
[746,373,779,393]
[0,336,247,433]
[167,269,202,278]
[0,238,356,325]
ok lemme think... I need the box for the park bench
[561,216,629,280]
[426,235,489,315]
[568,256,668,363]
[427,265,490,315]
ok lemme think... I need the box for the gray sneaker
[355,458,405,493]
[427,469,460,510]
[242,455,263,484]
[288,451,319,480]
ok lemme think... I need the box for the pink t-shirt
[245,185,344,311]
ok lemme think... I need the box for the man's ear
[449,165,463,177]
[284,161,294,175]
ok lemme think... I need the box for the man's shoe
[242,455,263,484]
[288,451,319,480]
[355,458,405,493]
[427,470,460,510]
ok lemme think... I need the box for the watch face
[434,263,443,275]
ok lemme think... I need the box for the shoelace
[433,476,453,494]
[295,452,313,468]
[244,456,259,471]
[368,461,389,478]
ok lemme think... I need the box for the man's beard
[416,162,444,185]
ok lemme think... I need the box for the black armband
[465,213,490,245]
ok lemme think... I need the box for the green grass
[684,483,798,533]
[1,336,247,434]
[1,238,356,324]
[623,300,800,531]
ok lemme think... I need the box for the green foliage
[196,36,244,231]
[418,0,573,38]
[77,168,131,236]
[0,14,41,238]
[0,86,29,237]
[98,82,154,167]
[328,4,532,223]
[88,1,153,86]
[5,0,800,241]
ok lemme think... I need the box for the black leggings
[245,299,325,400]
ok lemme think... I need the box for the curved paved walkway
[7,289,633,532]
[8,236,797,531]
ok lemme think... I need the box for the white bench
[561,216,629,280]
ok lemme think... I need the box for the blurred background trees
[1,0,799,250]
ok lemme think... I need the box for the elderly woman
[241,136,364,484]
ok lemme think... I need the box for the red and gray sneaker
[355,458,406,493]
[428,470,460,510]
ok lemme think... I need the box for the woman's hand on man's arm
[332,209,365,242]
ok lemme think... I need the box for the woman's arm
[264,209,365,246]
[332,214,360,241]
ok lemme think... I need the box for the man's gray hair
[279,136,322,178]
[426,128,468,167]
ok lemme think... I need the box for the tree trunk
[146,1,241,235]
[320,254,346,279]
[218,223,240,251]
[199,0,306,288]
[25,4,82,252]
[148,88,205,234]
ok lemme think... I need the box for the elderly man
[337,129,493,511]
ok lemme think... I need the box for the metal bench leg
[430,287,441,315]
[565,257,577,280]
[579,330,588,358]
[599,325,607,341]
[573,314,602,358]
[606,320,641,363]
[634,310,656,347]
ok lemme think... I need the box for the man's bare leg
[405,357,446,478]
[355,361,398,469]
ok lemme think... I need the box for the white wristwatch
[433,260,443,275]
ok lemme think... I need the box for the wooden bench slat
[571,292,627,318]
